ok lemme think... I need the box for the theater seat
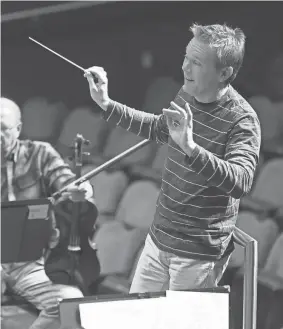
[142,76,181,115]
[82,166,130,227]
[98,245,144,294]
[263,233,283,280]
[230,234,283,329]
[252,234,283,329]
[21,97,67,144]
[56,107,110,158]
[115,180,159,229]
[93,181,159,278]
[94,222,146,277]
[249,94,283,156]
[226,159,283,327]
[102,126,155,167]
[228,212,279,269]
[249,158,283,205]
[232,158,283,270]
[264,289,283,329]
[129,143,168,184]
[230,272,280,329]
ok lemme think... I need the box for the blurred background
[1,1,283,329]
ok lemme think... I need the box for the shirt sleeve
[101,100,170,144]
[185,114,261,199]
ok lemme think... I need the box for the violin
[45,134,100,295]
[46,138,151,294]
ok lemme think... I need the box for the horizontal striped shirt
[102,85,261,260]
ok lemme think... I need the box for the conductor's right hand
[84,66,110,111]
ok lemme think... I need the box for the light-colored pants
[1,258,83,329]
[130,234,230,293]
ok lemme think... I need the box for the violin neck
[68,133,88,252]
[75,165,82,178]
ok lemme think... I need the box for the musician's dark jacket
[1,139,97,255]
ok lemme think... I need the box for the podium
[59,227,258,329]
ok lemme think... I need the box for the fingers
[163,102,193,130]
[162,108,183,121]
[66,185,87,193]
[184,103,193,128]
[170,101,192,119]
[166,117,177,130]
[84,66,107,83]
[61,188,87,202]
[84,71,98,92]
[162,109,180,130]
[169,102,193,126]
[163,101,187,123]
[170,101,187,117]
[84,66,108,93]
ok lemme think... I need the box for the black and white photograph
[1,1,283,329]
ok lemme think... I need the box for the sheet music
[79,291,229,329]
[156,290,229,329]
[79,297,165,329]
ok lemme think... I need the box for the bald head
[0,98,22,126]
[1,98,22,161]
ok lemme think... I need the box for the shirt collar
[8,140,20,162]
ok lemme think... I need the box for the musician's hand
[62,186,87,202]
[84,66,110,111]
[61,181,93,202]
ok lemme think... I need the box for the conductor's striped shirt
[101,85,261,260]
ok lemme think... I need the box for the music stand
[59,287,231,328]
[1,198,53,263]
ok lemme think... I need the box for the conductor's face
[0,99,22,162]
[182,37,224,102]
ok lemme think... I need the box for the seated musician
[1,97,97,329]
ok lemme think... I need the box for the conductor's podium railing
[2,227,258,329]
[233,227,258,329]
